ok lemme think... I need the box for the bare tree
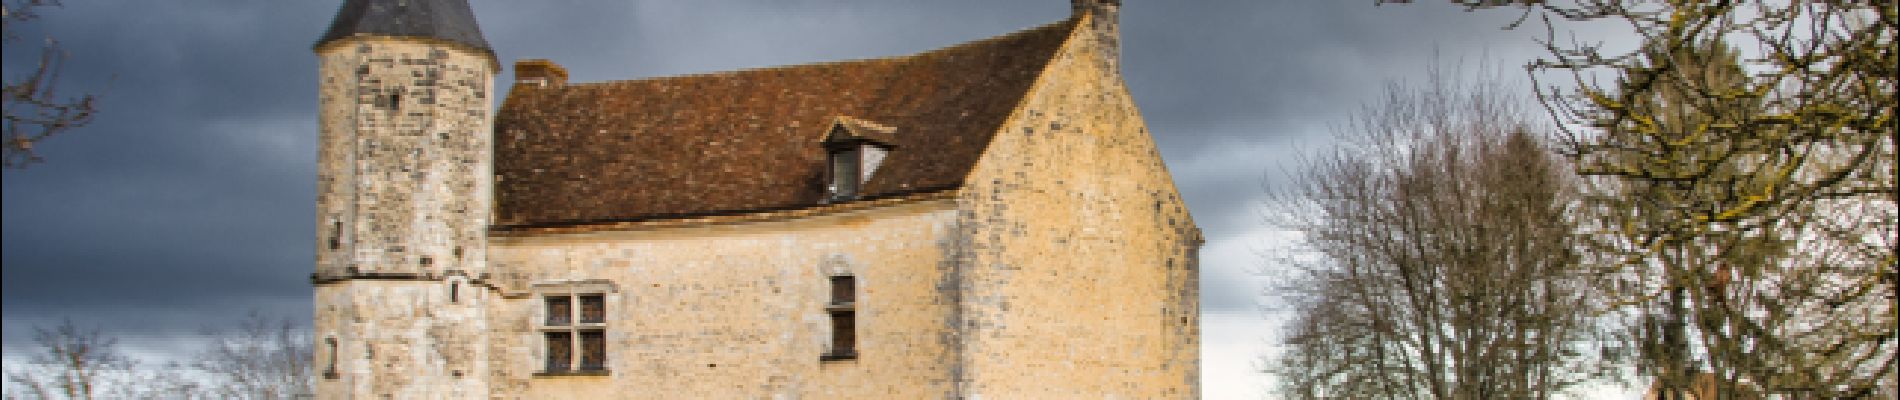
[3,319,133,400]
[1405,1,1898,396]
[3,313,314,400]
[2,0,99,168]
[190,311,314,399]
[1265,68,1606,399]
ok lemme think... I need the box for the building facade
[311,1,1200,398]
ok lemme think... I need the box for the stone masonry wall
[483,199,963,399]
[315,280,491,398]
[314,38,492,278]
[953,11,1202,399]
[313,38,495,399]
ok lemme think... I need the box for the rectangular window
[540,293,610,374]
[823,276,857,361]
[830,148,861,200]
[545,332,572,372]
[546,296,571,326]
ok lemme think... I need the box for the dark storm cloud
[1,1,1064,344]
[1,0,336,338]
[1118,1,1566,314]
[473,1,1070,84]
[1,5,1601,387]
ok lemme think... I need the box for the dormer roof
[824,116,898,148]
[315,0,492,55]
[493,18,1079,228]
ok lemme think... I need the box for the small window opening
[328,221,342,250]
[823,275,858,361]
[323,337,339,379]
[376,93,401,110]
[450,282,459,303]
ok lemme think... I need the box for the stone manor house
[310,0,1200,398]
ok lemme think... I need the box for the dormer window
[830,146,862,200]
[823,116,895,202]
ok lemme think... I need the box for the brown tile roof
[492,18,1078,228]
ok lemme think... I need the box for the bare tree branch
[2,0,99,168]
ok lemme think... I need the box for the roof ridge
[559,17,1080,88]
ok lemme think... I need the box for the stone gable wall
[953,11,1202,399]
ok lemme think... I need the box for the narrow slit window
[328,221,342,250]
[823,275,858,361]
[324,337,339,378]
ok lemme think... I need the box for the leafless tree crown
[1266,67,1606,399]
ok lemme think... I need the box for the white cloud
[1203,311,1275,399]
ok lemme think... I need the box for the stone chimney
[514,59,568,87]
[1071,0,1121,75]
[1071,0,1121,20]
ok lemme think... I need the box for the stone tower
[311,0,495,397]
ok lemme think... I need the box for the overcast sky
[1,1,1623,398]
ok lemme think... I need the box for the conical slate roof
[315,0,492,53]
